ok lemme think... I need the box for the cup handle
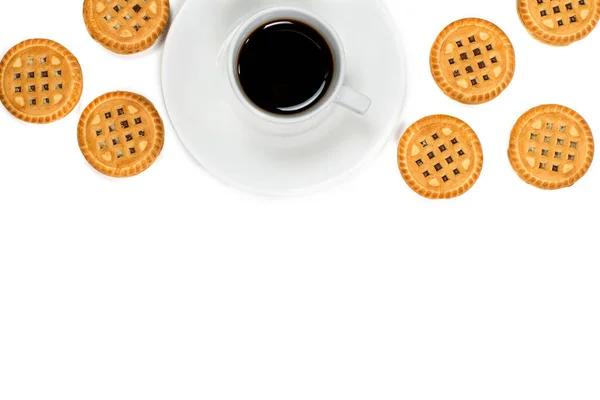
[335,85,371,115]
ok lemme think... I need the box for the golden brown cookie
[430,18,515,105]
[518,0,600,46]
[0,39,83,124]
[78,91,164,177]
[83,0,170,54]
[509,104,594,190]
[398,115,484,199]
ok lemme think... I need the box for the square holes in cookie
[91,103,148,158]
[446,35,499,87]
[101,0,154,32]
[413,133,468,185]
[536,2,588,29]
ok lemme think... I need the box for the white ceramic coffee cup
[226,6,371,136]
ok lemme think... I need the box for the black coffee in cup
[236,20,335,116]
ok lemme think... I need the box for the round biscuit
[518,0,600,46]
[398,115,484,199]
[430,18,515,105]
[78,91,164,177]
[509,104,594,190]
[0,39,83,124]
[83,0,170,54]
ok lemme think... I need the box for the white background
[1,0,599,399]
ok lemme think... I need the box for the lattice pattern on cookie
[529,0,592,32]
[88,102,152,166]
[519,117,583,175]
[95,0,160,39]
[443,29,504,92]
[6,51,66,110]
[409,127,474,189]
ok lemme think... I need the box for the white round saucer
[161,0,406,195]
